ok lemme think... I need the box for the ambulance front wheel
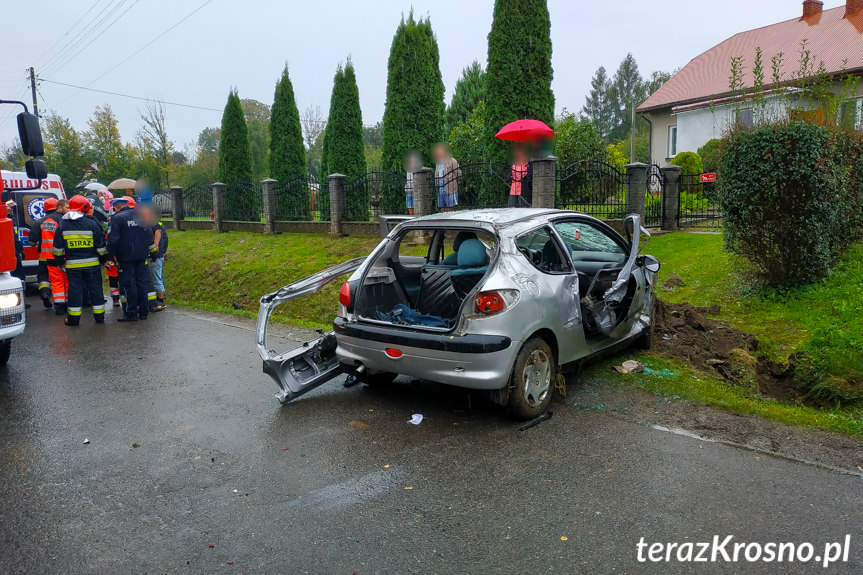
[0,339,11,365]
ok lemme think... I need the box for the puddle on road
[283,467,405,512]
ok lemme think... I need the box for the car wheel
[363,371,398,387]
[508,337,555,419]
[634,325,652,350]
[0,340,11,365]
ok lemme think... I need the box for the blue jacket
[107,207,156,262]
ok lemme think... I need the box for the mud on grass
[650,299,816,406]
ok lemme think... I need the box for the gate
[182,183,213,220]
[344,171,407,221]
[678,174,721,228]
[644,163,664,228]
[152,189,173,220]
[555,161,627,220]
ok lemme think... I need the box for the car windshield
[555,221,625,256]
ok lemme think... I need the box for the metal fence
[644,164,664,228]
[555,161,627,220]
[225,181,263,222]
[274,176,322,221]
[152,189,173,220]
[344,171,407,221]
[430,162,512,211]
[678,174,721,228]
[183,183,213,221]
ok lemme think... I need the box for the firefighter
[51,195,108,326]
[30,198,69,312]
[107,196,157,322]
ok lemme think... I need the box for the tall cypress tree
[381,12,446,181]
[269,66,308,219]
[325,61,367,221]
[485,0,554,160]
[446,60,486,135]
[318,122,331,221]
[218,89,253,185]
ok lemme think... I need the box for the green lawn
[165,228,863,434]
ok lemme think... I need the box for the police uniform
[107,202,157,321]
[52,197,107,326]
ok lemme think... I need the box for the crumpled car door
[582,214,649,336]
[256,257,365,404]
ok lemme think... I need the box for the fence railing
[225,181,263,222]
[555,160,627,220]
[344,171,408,221]
[678,174,721,228]
[429,162,513,211]
[274,176,323,221]
[183,183,213,220]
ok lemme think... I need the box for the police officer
[106,196,157,322]
[30,198,69,312]
[51,195,108,326]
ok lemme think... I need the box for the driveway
[1,301,861,574]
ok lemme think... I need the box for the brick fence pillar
[413,166,433,217]
[625,162,648,219]
[170,185,184,231]
[661,165,682,231]
[328,173,346,236]
[530,156,557,209]
[211,182,226,233]
[261,178,278,234]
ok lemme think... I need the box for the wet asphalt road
[1,299,862,575]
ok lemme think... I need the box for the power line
[40,78,222,112]
[87,0,214,87]
[44,0,138,76]
[36,0,103,68]
[41,0,124,73]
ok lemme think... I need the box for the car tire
[363,371,398,387]
[0,340,10,365]
[634,326,652,350]
[508,337,555,420]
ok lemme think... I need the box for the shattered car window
[555,221,625,256]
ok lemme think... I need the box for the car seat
[441,231,477,266]
[450,239,490,299]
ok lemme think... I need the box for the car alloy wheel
[522,348,551,407]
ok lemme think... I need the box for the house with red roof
[637,0,863,166]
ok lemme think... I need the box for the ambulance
[1,170,66,285]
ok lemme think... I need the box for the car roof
[409,208,574,226]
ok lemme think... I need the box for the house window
[736,108,754,129]
[667,125,677,158]
[839,98,862,131]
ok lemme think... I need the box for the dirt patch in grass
[651,299,805,404]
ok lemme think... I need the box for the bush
[718,121,863,286]
[697,139,723,173]
[670,151,703,177]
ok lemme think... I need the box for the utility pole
[28,67,38,118]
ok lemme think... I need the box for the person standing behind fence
[433,143,460,212]
[403,150,422,216]
[508,145,533,208]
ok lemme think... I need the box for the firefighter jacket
[31,211,61,261]
[53,212,107,269]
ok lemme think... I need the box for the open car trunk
[352,227,499,331]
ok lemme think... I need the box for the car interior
[353,228,498,328]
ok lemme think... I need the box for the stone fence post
[660,165,682,231]
[261,178,278,234]
[170,185,184,231]
[625,162,648,219]
[530,156,557,209]
[328,173,346,236]
[211,182,226,233]
[413,167,433,217]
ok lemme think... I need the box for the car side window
[515,226,571,274]
[554,221,626,258]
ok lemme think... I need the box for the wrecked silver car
[257,208,660,418]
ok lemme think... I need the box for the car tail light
[385,348,403,358]
[475,291,505,314]
[339,281,351,307]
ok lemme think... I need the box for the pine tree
[446,60,486,134]
[485,0,555,160]
[325,61,368,221]
[608,53,645,142]
[218,89,254,220]
[269,66,308,219]
[581,66,614,140]
[381,12,446,179]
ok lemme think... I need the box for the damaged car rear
[257,208,660,418]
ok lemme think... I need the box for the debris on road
[518,411,553,431]
[614,360,644,374]
[408,414,423,425]
[83,438,90,445]
[131,443,140,449]
[349,420,369,429]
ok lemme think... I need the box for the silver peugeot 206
[257,208,660,418]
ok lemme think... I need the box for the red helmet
[43,197,58,211]
[68,195,90,213]
[124,195,136,208]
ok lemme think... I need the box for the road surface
[1,300,861,574]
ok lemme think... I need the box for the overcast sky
[0,0,847,148]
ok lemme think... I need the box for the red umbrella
[495,119,555,142]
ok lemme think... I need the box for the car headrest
[457,239,488,268]
[452,231,477,252]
